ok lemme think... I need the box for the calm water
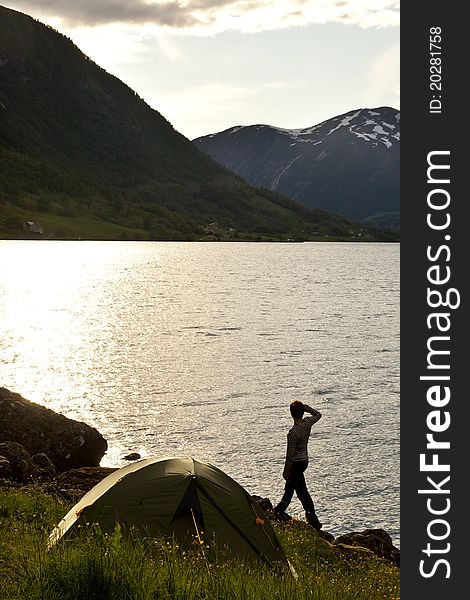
[0,241,399,544]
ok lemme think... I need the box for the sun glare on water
[1,241,138,416]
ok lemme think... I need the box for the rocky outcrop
[47,466,117,501]
[318,530,335,544]
[54,466,116,493]
[0,441,57,482]
[335,529,400,565]
[0,387,107,472]
[251,495,274,514]
[252,495,400,566]
[0,455,11,478]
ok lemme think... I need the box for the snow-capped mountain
[194,107,400,229]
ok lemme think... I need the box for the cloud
[6,1,199,27]
[366,42,400,107]
[157,34,189,63]
[57,24,155,70]
[6,1,400,32]
[147,82,259,138]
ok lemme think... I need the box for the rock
[0,455,12,478]
[0,441,42,482]
[45,466,117,502]
[53,466,117,494]
[334,528,400,565]
[0,441,30,469]
[16,458,40,482]
[0,387,107,472]
[252,495,274,513]
[123,453,141,461]
[31,452,57,479]
[0,442,58,482]
[333,542,377,561]
[318,530,335,543]
[271,511,292,522]
[250,494,399,564]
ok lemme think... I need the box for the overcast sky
[4,1,400,139]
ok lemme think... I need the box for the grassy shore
[0,485,399,600]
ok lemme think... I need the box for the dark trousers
[276,460,316,514]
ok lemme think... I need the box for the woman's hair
[290,400,305,419]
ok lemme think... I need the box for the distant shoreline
[1,236,400,243]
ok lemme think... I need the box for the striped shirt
[283,405,322,478]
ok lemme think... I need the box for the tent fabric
[49,456,288,568]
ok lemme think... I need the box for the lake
[0,240,399,544]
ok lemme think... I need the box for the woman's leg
[274,477,296,513]
[293,462,322,530]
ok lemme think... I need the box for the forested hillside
[0,5,396,241]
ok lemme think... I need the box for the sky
[3,1,400,140]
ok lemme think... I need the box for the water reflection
[0,241,399,542]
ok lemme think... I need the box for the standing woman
[274,400,322,530]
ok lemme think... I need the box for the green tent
[49,456,289,569]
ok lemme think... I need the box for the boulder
[31,452,57,479]
[0,455,12,478]
[318,530,335,543]
[249,495,399,561]
[0,387,107,472]
[334,528,400,565]
[53,466,116,492]
[123,453,141,461]
[0,441,43,482]
[49,466,116,501]
[252,495,274,514]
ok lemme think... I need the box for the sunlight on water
[2,242,132,411]
[0,241,399,544]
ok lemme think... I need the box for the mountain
[194,108,400,229]
[0,6,396,242]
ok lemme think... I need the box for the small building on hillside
[23,221,44,234]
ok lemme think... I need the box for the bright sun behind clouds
[5,1,400,32]
[4,1,400,138]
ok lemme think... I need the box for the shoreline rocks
[0,388,399,567]
[252,494,399,566]
[0,441,57,482]
[334,529,400,566]
[47,466,117,501]
[0,387,107,475]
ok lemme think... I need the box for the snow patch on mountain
[253,108,400,151]
[326,110,362,136]
[373,125,389,135]
[193,106,400,229]
[271,124,322,143]
[271,155,301,189]
[229,126,244,135]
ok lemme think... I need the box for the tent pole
[191,508,210,572]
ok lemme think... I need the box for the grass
[0,201,150,240]
[0,485,400,600]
